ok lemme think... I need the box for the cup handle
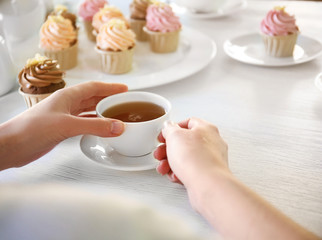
[315,73,322,91]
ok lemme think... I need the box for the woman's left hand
[0,81,128,170]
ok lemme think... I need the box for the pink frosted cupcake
[92,5,130,37]
[143,2,181,53]
[129,0,151,41]
[260,6,299,57]
[40,16,78,70]
[95,19,136,74]
[78,0,108,42]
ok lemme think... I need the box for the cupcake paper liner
[143,27,180,53]
[83,20,96,42]
[18,88,52,108]
[261,33,298,57]
[130,19,148,42]
[41,41,78,70]
[95,46,135,74]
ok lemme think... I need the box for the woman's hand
[154,117,229,188]
[0,81,128,170]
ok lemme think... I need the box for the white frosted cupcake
[92,5,130,37]
[95,19,136,74]
[143,2,181,53]
[260,6,299,57]
[39,16,78,70]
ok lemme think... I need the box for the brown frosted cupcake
[40,15,78,70]
[144,2,181,53]
[95,19,136,74]
[129,0,151,41]
[18,54,65,108]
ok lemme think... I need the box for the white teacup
[174,0,225,13]
[96,92,171,157]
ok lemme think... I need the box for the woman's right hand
[154,117,230,189]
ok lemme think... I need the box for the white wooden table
[1,1,322,238]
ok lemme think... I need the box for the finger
[177,117,202,129]
[64,116,125,137]
[66,81,128,103]
[156,160,170,175]
[167,171,182,184]
[161,121,181,140]
[75,96,107,114]
[153,144,167,160]
[157,132,165,143]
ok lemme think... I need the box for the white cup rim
[96,91,171,124]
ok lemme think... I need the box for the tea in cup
[96,92,171,157]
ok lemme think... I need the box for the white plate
[171,0,247,19]
[65,26,216,90]
[80,135,158,171]
[223,33,322,67]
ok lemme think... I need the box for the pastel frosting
[92,5,129,32]
[146,2,181,33]
[19,54,65,93]
[40,16,77,51]
[50,4,77,29]
[260,6,299,36]
[96,19,135,51]
[130,0,151,20]
[78,0,108,22]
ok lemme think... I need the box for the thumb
[65,116,125,137]
[162,121,181,140]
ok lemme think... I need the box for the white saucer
[223,33,322,67]
[80,135,158,171]
[315,72,322,92]
[171,0,247,19]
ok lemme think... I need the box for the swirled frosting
[260,6,299,36]
[49,4,77,29]
[19,54,65,94]
[146,2,181,33]
[92,5,129,32]
[78,0,108,22]
[130,0,150,20]
[40,16,77,51]
[96,19,135,51]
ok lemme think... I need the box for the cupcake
[40,15,78,70]
[260,6,299,57]
[92,5,130,37]
[78,0,108,42]
[95,19,136,74]
[143,2,181,53]
[18,54,65,108]
[49,4,77,30]
[129,0,151,41]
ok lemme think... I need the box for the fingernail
[111,121,125,135]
